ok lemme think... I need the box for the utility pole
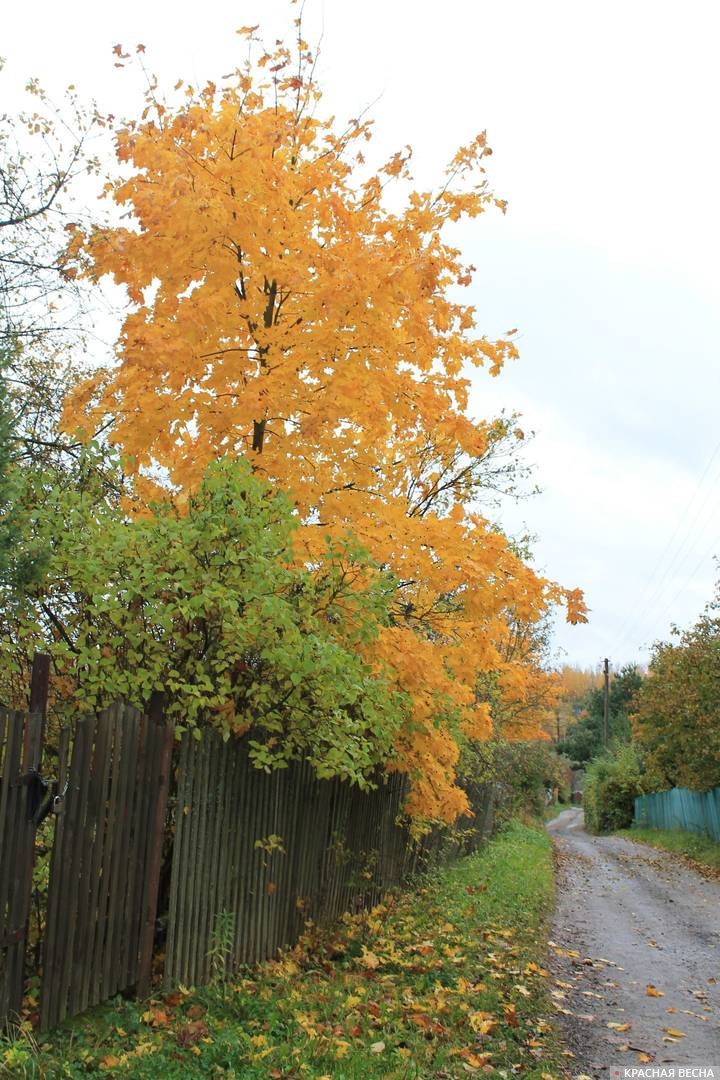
[603,657,610,748]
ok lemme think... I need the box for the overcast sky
[4,0,720,670]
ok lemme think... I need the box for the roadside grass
[1,821,569,1080]
[617,826,720,874]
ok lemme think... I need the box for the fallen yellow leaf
[663,1028,687,1038]
[466,1007,495,1032]
[463,1052,492,1067]
[607,1022,631,1032]
[646,984,664,997]
[359,947,380,970]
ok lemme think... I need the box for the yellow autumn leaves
[62,26,587,820]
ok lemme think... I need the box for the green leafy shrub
[0,452,410,787]
[584,744,645,832]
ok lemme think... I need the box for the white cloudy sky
[4,0,720,669]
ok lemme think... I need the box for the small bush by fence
[634,786,720,841]
[0,659,496,1032]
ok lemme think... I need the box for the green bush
[584,744,644,832]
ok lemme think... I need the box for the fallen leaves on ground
[9,823,570,1078]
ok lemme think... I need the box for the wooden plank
[0,711,8,1023]
[216,738,238,973]
[260,769,279,960]
[71,710,109,1016]
[176,731,199,986]
[137,703,172,999]
[200,733,222,982]
[43,715,92,1027]
[119,709,149,988]
[278,763,302,948]
[59,714,96,1023]
[25,653,50,761]
[5,710,43,1021]
[67,715,103,1019]
[90,704,122,1007]
[0,712,22,946]
[231,741,253,967]
[0,713,26,1022]
[176,733,197,985]
[0,711,15,966]
[190,732,212,984]
[101,704,134,999]
[252,762,272,963]
[195,734,212,983]
[77,709,113,1015]
[39,725,71,1031]
[164,731,189,988]
[204,733,228,982]
[183,731,207,984]
[240,744,259,965]
[105,704,139,997]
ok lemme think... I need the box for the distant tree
[0,59,106,465]
[557,664,643,767]
[552,664,603,741]
[632,584,720,792]
[0,66,109,592]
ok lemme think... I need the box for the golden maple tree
[64,28,586,820]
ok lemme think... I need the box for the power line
[614,438,720,655]
[652,537,719,633]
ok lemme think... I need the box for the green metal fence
[634,785,720,840]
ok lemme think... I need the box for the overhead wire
[614,436,720,656]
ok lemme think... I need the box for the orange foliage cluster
[64,32,586,820]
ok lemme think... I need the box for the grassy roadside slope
[3,822,567,1080]
[616,826,720,874]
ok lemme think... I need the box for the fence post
[136,692,172,999]
[24,652,50,764]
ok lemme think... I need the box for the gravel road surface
[547,808,720,1076]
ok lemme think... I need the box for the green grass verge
[617,826,720,872]
[2,821,567,1080]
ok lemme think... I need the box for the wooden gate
[40,700,172,1030]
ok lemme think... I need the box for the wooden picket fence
[164,734,411,986]
[0,657,497,1032]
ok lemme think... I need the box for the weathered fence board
[40,703,172,1030]
[634,785,720,840]
[0,708,42,1027]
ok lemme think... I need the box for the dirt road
[547,808,720,1076]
